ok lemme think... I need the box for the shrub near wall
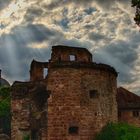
[95,122,140,140]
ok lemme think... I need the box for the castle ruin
[11,45,119,140]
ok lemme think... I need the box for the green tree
[132,0,140,26]
[0,87,10,117]
[95,122,140,140]
[23,134,30,140]
[0,86,11,135]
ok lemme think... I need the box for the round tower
[46,45,118,140]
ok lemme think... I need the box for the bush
[23,134,30,140]
[95,122,140,140]
[0,87,11,135]
[0,87,10,117]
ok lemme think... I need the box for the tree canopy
[132,0,140,26]
[0,86,11,135]
[0,87,11,117]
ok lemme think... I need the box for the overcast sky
[0,0,140,95]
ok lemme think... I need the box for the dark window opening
[33,85,49,109]
[128,100,132,103]
[89,90,98,98]
[95,112,97,116]
[31,129,40,140]
[69,126,79,135]
[133,111,139,117]
[118,111,122,117]
[58,56,61,62]
[88,56,91,62]
[43,68,48,79]
[69,55,76,61]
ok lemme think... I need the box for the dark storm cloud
[84,7,96,15]
[0,23,64,82]
[24,7,44,22]
[53,19,69,30]
[53,8,69,29]
[58,8,69,29]
[0,45,50,83]
[58,38,93,49]
[0,21,92,83]
[89,32,107,41]
[94,40,138,84]
[10,24,63,45]
[0,0,10,10]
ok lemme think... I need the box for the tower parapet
[50,45,92,63]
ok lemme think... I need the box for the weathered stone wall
[11,82,49,140]
[11,85,30,140]
[117,87,140,128]
[11,102,30,140]
[0,133,10,140]
[30,60,48,81]
[47,66,117,140]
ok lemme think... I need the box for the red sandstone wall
[47,67,117,140]
[119,110,140,128]
[30,66,43,81]
[51,47,92,63]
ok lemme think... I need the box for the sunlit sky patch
[0,0,140,95]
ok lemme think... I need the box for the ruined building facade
[117,87,140,128]
[11,45,118,140]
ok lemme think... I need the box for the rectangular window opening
[58,56,61,62]
[133,111,139,117]
[31,129,40,140]
[88,56,92,62]
[89,90,98,98]
[43,68,48,79]
[69,55,76,61]
[118,111,122,117]
[69,126,79,135]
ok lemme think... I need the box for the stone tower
[11,45,118,140]
[46,46,118,140]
